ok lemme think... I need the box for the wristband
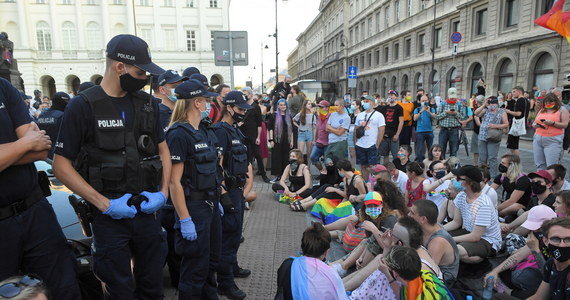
[389,279,396,284]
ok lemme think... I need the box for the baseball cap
[448,87,458,99]
[78,82,95,93]
[521,205,557,231]
[388,90,398,97]
[174,79,217,99]
[370,164,387,173]
[189,73,209,87]
[363,191,383,206]
[20,92,32,100]
[182,67,200,77]
[52,92,70,103]
[223,91,252,110]
[362,95,375,102]
[158,70,188,86]
[241,86,253,94]
[528,170,553,184]
[106,34,164,75]
[451,165,483,183]
[317,100,330,107]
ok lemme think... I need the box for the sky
[228,0,320,88]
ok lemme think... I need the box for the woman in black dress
[268,99,293,181]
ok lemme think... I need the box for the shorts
[298,130,314,142]
[450,228,495,258]
[347,130,355,148]
[470,132,479,154]
[379,137,399,158]
[506,134,520,150]
[325,140,348,161]
[356,145,379,165]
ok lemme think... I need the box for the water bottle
[483,276,494,299]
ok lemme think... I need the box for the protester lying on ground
[492,154,532,220]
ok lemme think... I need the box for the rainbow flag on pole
[534,0,570,43]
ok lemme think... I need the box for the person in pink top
[532,93,569,169]
[310,99,331,171]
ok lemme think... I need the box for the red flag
[534,0,570,43]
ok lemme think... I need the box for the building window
[62,0,72,4]
[367,17,372,37]
[139,0,150,6]
[186,30,196,51]
[391,76,397,90]
[381,78,387,96]
[376,12,381,33]
[539,0,555,15]
[506,0,519,27]
[61,22,77,54]
[431,70,440,96]
[533,53,554,91]
[418,33,425,54]
[452,20,460,33]
[85,0,96,4]
[368,52,372,68]
[407,0,412,17]
[384,46,389,63]
[209,0,217,8]
[434,27,442,49]
[375,49,380,65]
[416,73,423,90]
[139,28,153,47]
[355,26,359,43]
[361,21,365,40]
[470,63,483,95]
[36,21,52,52]
[164,0,173,6]
[385,6,390,28]
[185,0,193,7]
[402,74,408,90]
[449,67,457,88]
[498,59,513,93]
[394,43,399,60]
[404,38,411,58]
[420,0,426,10]
[86,22,101,50]
[163,28,175,50]
[210,31,215,51]
[36,0,46,3]
[112,0,124,4]
[475,8,487,35]
[395,1,400,21]
[360,54,364,69]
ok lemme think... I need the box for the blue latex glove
[103,193,136,219]
[139,191,167,214]
[218,202,224,216]
[180,217,197,241]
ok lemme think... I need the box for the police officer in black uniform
[214,91,252,300]
[36,91,69,160]
[166,79,222,300]
[0,77,81,299]
[53,34,171,300]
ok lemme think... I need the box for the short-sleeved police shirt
[55,92,164,161]
[158,102,172,134]
[0,78,38,206]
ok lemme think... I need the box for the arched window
[359,81,363,95]
[449,67,457,88]
[470,63,483,95]
[431,70,440,96]
[402,74,408,90]
[533,53,554,91]
[366,80,370,92]
[390,76,397,91]
[416,73,423,90]
[62,22,77,54]
[498,59,513,94]
[36,21,52,52]
[373,79,378,93]
[381,78,387,97]
[86,22,102,50]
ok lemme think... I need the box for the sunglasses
[0,275,43,298]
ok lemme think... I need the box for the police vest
[37,109,63,157]
[214,122,249,178]
[168,122,220,193]
[74,86,161,195]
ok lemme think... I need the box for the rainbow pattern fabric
[311,198,355,224]
[534,0,570,43]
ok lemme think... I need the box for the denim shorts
[356,145,379,165]
[298,130,313,142]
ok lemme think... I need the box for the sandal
[290,201,305,212]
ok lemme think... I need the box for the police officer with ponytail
[213,91,252,299]
[166,79,222,300]
[53,34,171,299]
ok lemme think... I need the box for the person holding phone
[532,93,569,169]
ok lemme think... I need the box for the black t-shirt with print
[376,104,403,138]
[543,258,570,300]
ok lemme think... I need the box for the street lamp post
[274,0,279,84]
[261,43,269,93]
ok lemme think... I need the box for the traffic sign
[452,44,458,56]
[450,32,462,43]
[348,66,358,79]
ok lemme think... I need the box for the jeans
[310,144,328,164]
[479,140,501,179]
[533,134,564,170]
[439,127,459,158]
[415,131,434,162]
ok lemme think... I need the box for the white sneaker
[331,263,347,278]
[244,202,250,210]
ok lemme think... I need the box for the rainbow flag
[311,198,354,224]
[534,0,570,43]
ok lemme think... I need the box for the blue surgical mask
[338,171,345,178]
[201,102,211,120]
[168,88,177,102]
[350,104,356,111]
[365,207,382,219]
[362,102,371,110]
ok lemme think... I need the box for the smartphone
[537,123,546,129]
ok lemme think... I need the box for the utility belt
[0,187,44,221]
[184,189,220,201]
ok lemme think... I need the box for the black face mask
[498,164,509,173]
[531,181,548,195]
[435,170,446,179]
[231,109,246,123]
[548,244,570,262]
[119,72,148,92]
[289,159,299,174]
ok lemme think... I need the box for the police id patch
[96,118,125,129]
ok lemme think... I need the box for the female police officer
[167,79,222,300]
[213,91,252,299]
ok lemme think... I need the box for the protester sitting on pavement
[443,165,502,263]
[404,162,427,208]
[393,145,412,172]
[484,205,557,299]
[272,149,312,201]
[408,200,459,286]
[492,154,532,220]
[243,164,256,205]
[422,160,451,213]
[437,178,464,224]
[531,92,569,170]
[310,99,331,171]
[290,157,342,211]
[275,222,347,300]
[367,164,388,191]
[384,161,409,195]
[554,191,570,217]
[546,164,570,193]
[0,275,49,300]
[422,144,444,177]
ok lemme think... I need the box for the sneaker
[269,177,280,184]
[331,263,347,278]
[244,202,250,210]
[218,286,246,300]
[261,174,271,183]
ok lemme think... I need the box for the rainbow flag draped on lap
[311,198,355,224]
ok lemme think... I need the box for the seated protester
[554,191,570,217]
[290,157,342,211]
[546,164,570,193]
[342,216,442,292]
[409,200,459,286]
[0,275,49,300]
[443,165,502,263]
[275,222,347,300]
[310,159,367,223]
[329,183,406,282]
[324,192,388,261]
[523,217,570,300]
[393,145,412,173]
[272,149,313,199]
[404,162,427,207]
[385,161,409,195]
[422,160,451,211]
[484,205,557,299]
[480,165,499,209]
[437,178,464,224]
[243,164,257,205]
[502,170,555,236]
[422,144,444,177]
[492,154,532,220]
[366,164,387,191]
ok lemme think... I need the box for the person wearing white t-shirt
[354,96,385,179]
[423,161,451,211]
[443,165,502,264]
[385,161,408,195]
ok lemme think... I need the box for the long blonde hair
[502,154,523,183]
[168,97,201,128]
